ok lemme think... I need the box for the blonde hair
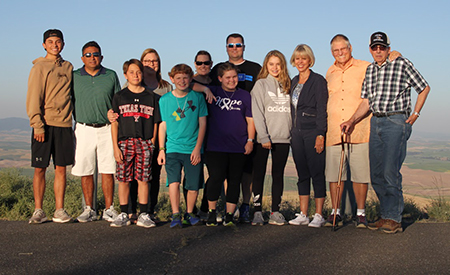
[140,48,171,88]
[258,50,291,93]
[290,44,315,68]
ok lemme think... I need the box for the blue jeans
[369,114,412,223]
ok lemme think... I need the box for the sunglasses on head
[370,45,387,51]
[83,52,101,58]
[227,43,244,48]
[195,61,212,66]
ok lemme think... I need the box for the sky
[1,0,449,135]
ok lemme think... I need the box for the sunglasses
[227,43,244,48]
[370,45,387,51]
[195,61,212,66]
[83,52,101,58]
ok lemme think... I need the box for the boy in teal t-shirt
[157,64,207,228]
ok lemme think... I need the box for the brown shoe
[367,218,386,231]
[381,219,403,234]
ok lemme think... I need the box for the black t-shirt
[210,60,262,92]
[112,87,161,141]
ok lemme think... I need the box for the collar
[330,57,355,73]
[374,58,390,68]
[80,65,106,76]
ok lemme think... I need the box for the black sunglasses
[227,43,244,48]
[83,52,101,58]
[370,45,387,51]
[195,61,212,66]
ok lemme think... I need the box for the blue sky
[1,0,449,134]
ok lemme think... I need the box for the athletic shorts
[116,138,153,182]
[72,123,115,176]
[165,153,203,191]
[31,125,74,168]
[325,143,370,183]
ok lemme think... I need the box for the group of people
[26,29,430,234]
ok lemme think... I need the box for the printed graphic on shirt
[268,87,290,112]
[238,73,253,82]
[118,100,155,122]
[215,96,243,111]
[172,100,197,121]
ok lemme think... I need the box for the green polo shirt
[72,66,121,124]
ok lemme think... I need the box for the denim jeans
[369,114,412,223]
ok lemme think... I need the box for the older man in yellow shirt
[325,34,371,228]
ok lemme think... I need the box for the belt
[79,122,108,128]
[372,111,407,117]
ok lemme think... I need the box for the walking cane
[332,129,347,231]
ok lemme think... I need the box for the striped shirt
[361,56,428,114]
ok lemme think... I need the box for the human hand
[244,141,254,155]
[314,136,324,154]
[262,141,272,150]
[190,148,201,165]
[157,150,166,165]
[107,109,119,123]
[33,132,45,142]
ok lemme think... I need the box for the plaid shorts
[116,138,154,182]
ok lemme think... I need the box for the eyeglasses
[332,46,350,54]
[83,52,101,58]
[195,61,212,66]
[370,45,388,51]
[143,59,159,63]
[227,43,244,48]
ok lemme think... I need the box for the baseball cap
[43,29,64,43]
[370,31,390,47]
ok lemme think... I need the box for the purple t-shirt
[205,86,252,153]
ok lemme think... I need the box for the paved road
[1,220,449,274]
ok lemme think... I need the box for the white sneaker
[289,213,309,225]
[308,213,325,228]
[103,205,119,222]
[110,212,130,227]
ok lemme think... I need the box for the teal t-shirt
[159,89,208,154]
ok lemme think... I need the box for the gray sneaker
[77,206,97,223]
[197,210,208,222]
[269,211,287,226]
[110,212,131,227]
[102,205,119,222]
[137,213,156,228]
[53,208,73,223]
[29,209,48,224]
[251,211,264,226]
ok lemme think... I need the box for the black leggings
[290,128,326,198]
[252,143,290,212]
[206,151,247,205]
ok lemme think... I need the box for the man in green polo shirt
[72,41,121,222]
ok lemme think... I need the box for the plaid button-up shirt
[361,56,428,114]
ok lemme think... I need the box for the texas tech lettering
[119,104,154,122]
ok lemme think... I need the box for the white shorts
[72,123,115,176]
[325,142,370,183]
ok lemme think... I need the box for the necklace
[222,88,235,99]
[175,94,188,118]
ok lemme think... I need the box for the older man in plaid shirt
[341,31,430,234]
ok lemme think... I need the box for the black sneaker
[206,210,218,227]
[223,213,235,226]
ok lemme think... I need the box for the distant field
[1,131,449,202]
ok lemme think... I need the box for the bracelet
[413,111,420,117]
[247,138,254,143]
[159,147,166,151]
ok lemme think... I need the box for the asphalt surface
[1,220,449,274]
